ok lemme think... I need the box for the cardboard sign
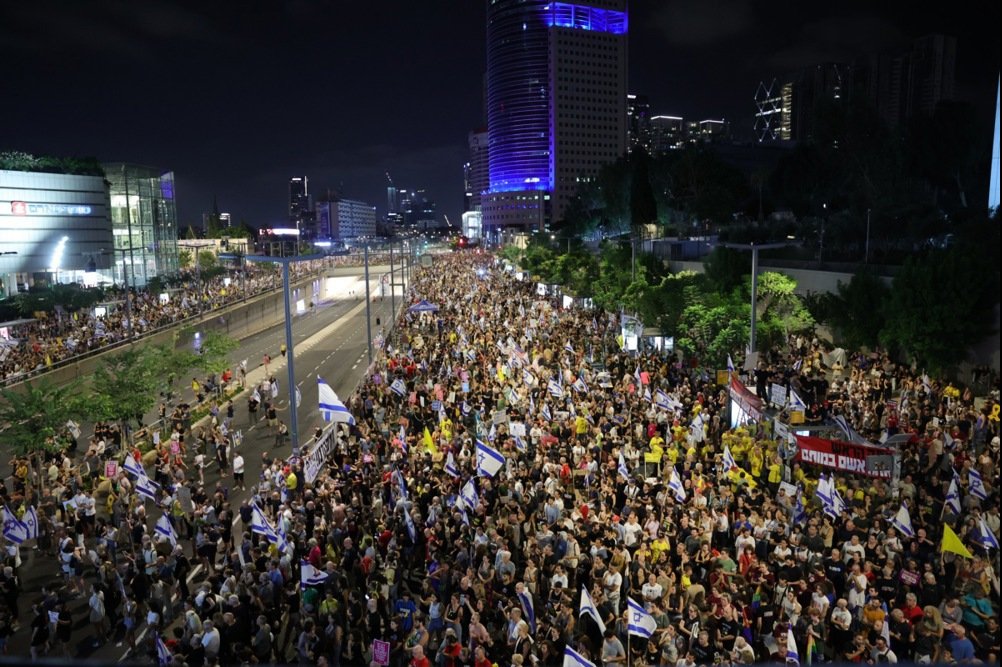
[104,461,118,478]
[510,422,526,437]
[372,639,390,665]
[770,383,788,407]
[177,486,195,514]
[493,410,508,425]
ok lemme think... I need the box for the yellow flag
[941,523,973,558]
[423,427,439,455]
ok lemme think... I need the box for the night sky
[2,1,998,229]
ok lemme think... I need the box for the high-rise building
[483,0,628,233]
[648,115,685,154]
[627,93,651,154]
[466,128,489,212]
[904,34,956,119]
[754,79,793,142]
[315,198,377,241]
[289,176,310,222]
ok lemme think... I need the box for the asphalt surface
[5,278,402,662]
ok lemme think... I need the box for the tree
[825,270,890,350]
[0,381,84,471]
[882,244,998,373]
[703,247,750,293]
[754,272,815,348]
[188,330,239,375]
[178,248,193,269]
[197,250,218,271]
[87,347,169,436]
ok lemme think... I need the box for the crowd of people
[0,251,998,666]
[0,251,393,385]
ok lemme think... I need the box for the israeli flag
[134,475,160,502]
[977,516,999,550]
[523,368,536,387]
[318,377,355,425]
[890,503,914,538]
[459,479,479,510]
[945,478,962,515]
[461,400,471,416]
[122,455,146,479]
[156,634,172,665]
[541,403,552,422]
[578,585,607,634]
[23,506,39,540]
[395,470,409,499]
[155,515,178,547]
[514,435,527,452]
[618,452,631,479]
[301,560,329,587]
[833,414,867,444]
[669,466,686,503]
[487,422,497,442]
[517,586,536,632]
[815,473,833,505]
[563,646,597,667]
[445,452,461,478]
[643,386,651,403]
[476,440,505,478]
[722,445,737,472]
[969,470,988,500]
[634,364,642,386]
[564,341,574,354]
[626,597,657,638]
[572,376,589,394]
[789,389,807,410]
[465,349,476,363]
[390,377,407,397]
[1,506,27,545]
[786,627,800,665]
[548,378,564,399]
[654,389,671,410]
[727,354,735,372]
[398,425,408,455]
[793,495,807,525]
[404,509,417,542]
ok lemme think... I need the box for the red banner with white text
[794,435,894,478]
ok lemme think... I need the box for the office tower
[104,164,179,286]
[648,115,685,154]
[466,128,489,212]
[905,34,956,119]
[627,93,651,154]
[386,171,398,215]
[483,0,628,233]
[754,79,793,142]
[289,176,310,223]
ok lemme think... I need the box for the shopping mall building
[0,162,179,296]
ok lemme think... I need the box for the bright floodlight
[49,235,70,271]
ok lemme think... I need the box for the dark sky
[2,1,998,229]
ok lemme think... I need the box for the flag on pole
[523,368,535,387]
[669,466,686,502]
[945,478,962,515]
[122,455,146,479]
[654,389,671,410]
[23,506,39,540]
[517,586,536,633]
[626,597,657,638]
[578,585,606,634]
[722,444,737,472]
[541,403,552,422]
[969,470,988,500]
[459,479,478,510]
[461,400,471,417]
[318,377,355,425]
[422,427,439,455]
[563,646,597,667]
[404,509,417,542]
[445,452,460,478]
[564,341,574,354]
[155,515,178,547]
[786,627,800,665]
[572,376,589,394]
[941,524,974,558]
[789,389,807,410]
[634,364,642,386]
[727,354,735,373]
[301,560,330,586]
[475,440,505,478]
[793,494,807,526]
[548,379,565,399]
[134,475,160,502]
[398,425,409,455]
[618,452,631,479]
[389,377,407,397]
[643,386,651,403]
[977,516,999,551]
[514,435,526,452]
[890,503,914,537]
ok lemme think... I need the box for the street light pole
[245,252,324,457]
[389,242,396,319]
[364,244,373,366]
[749,245,759,354]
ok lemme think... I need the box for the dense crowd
[0,252,998,666]
[0,252,392,384]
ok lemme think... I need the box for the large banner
[794,435,894,478]
[303,426,339,484]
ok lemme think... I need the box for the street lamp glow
[49,235,70,271]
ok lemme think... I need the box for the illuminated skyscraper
[483,0,628,234]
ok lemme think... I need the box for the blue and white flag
[514,435,527,452]
[122,455,146,479]
[578,585,606,634]
[23,506,39,540]
[1,506,27,545]
[398,425,408,455]
[134,475,160,502]
[891,503,914,538]
[945,478,962,515]
[523,368,536,387]
[459,479,478,510]
[786,627,800,665]
[301,560,329,586]
[977,516,999,550]
[404,509,417,542]
[727,354,735,373]
[548,378,564,399]
[833,414,867,444]
[564,341,574,354]
[572,376,589,394]
[654,389,671,410]
[618,452,631,479]
[464,349,476,363]
[541,403,552,422]
[445,452,461,478]
[643,386,652,403]
[461,400,471,416]
[517,586,536,633]
[634,364,642,386]
[815,473,833,506]
[563,646,597,667]
[528,393,535,416]
[789,389,807,410]
[155,515,178,547]
[156,634,172,665]
[487,423,497,442]
[793,495,807,526]
[626,597,657,638]
[476,440,505,478]
[669,466,686,503]
[389,377,407,397]
[722,444,737,472]
[318,377,355,425]
[395,470,409,499]
[250,503,275,539]
[969,470,988,501]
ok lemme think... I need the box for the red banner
[794,435,894,478]
[729,377,763,419]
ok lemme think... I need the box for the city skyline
[2,0,997,230]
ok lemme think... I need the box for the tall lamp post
[245,252,324,456]
[718,240,799,355]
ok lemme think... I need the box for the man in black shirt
[824,549,847,597]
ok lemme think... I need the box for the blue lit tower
[483,1,628,236]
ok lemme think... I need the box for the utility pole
[389,241,396,318]
[364,245,373,366]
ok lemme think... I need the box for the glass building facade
[103,163,179,288]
